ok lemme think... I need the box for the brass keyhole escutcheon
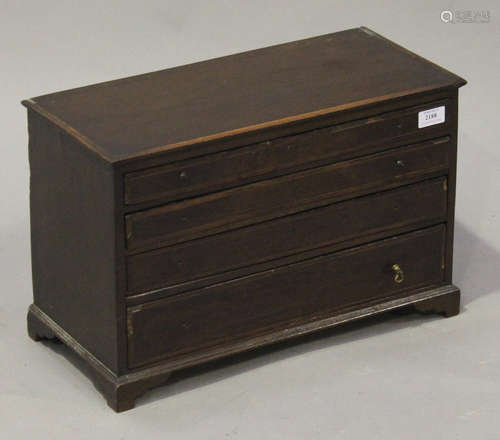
[392,264,404,284]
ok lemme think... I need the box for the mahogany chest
[24,27,467,411]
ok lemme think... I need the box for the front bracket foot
[413,286,460,317]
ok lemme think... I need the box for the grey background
[1,0,499,438]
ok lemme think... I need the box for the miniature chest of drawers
[24,27,466,411]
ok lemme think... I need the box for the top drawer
[124,99,451,205]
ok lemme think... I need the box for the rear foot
[27,305,59,342]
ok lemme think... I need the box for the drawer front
[126,177,447,293]
[127,225,446,368]
[125,137,450,251]
[124,99,451,206]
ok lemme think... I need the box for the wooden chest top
[22,27,465,162]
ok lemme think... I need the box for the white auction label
[418,106,445,128]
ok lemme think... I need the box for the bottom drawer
[127,225,446,368]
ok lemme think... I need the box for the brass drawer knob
[392,264,404,283]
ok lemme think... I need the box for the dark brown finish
[128,225,446,368]
[23,27,466,411]
[27,284,461,411]
[27,304,171,412]
[413,289,460,317]
[23,28,464,162]
[27,110,121,373]
[127,178,448,293]
[125,137,451,251]
[124,99,451,206]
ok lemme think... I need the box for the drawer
[125,136,451,251]
[124,99,451,206]
[127,225,446,368]
[126,177,448,293]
